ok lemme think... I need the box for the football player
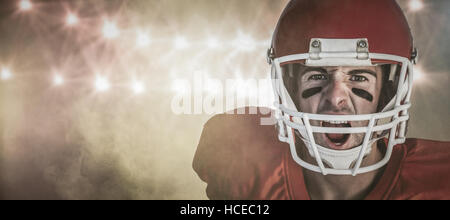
[193,0,450,200]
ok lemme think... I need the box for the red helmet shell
[272,0,413,62]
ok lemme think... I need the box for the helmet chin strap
[299,136,381,170]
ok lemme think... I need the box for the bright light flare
[172,80,190,94]
[53,74,64,86]
[131,80,145,94]
[204,79,221,95]
[409,0,424,12]
[136,31,151,47]
[413,66,425,82]
[233,32,256,52]
[19,0,32,11]
[66,13,79,26]
[207,37,220,49]
[174,36,189,50]
[102,21,120,39]
[95,76,110,92]
[1,68,12,81]
[235,79,249,95]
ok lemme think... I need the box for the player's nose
[323,79,350,109]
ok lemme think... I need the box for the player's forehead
[288,64,383,80]
[301,65,380,73]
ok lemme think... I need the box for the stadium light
[19,0,32,11]
[1,68,12,81]
[233,32,256,52]
[131,80,145,94]
[413,66,424,82]
[174,36,189,50]
[206,37,220,49]
[172,80,190,94]
[102,21,120,39]
[409,0,424,12]
[66,13,79,26]
[136,31,151,47]
[95,76,110,92]
[53,74,64,86]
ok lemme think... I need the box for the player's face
[295,65,383,150]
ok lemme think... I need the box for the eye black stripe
[302,87,322,99]
[352,88,373,102]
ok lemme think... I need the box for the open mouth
[322,121,351,148]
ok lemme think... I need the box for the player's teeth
[324,120,348,124]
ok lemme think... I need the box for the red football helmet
[267,0,417,175]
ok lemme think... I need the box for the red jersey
[193,108,450,200]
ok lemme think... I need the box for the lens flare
[1,68,12,81]
[413,66,425,82]
[233,32,256,52]
[409,0,424,12]
[19,0,33,11]
[174,36,189,50]
[95,76,110,92]
[206,37,219,49]
[136,31,151,47]
[102,20,120,39]
[172,80,190,94]
[66,13,79,26]
[131,80,145,94]
[53,74,64,86]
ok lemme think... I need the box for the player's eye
[350,75,368,82]
[308,74,328,81]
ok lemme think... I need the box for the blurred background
[0,0,448,199]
